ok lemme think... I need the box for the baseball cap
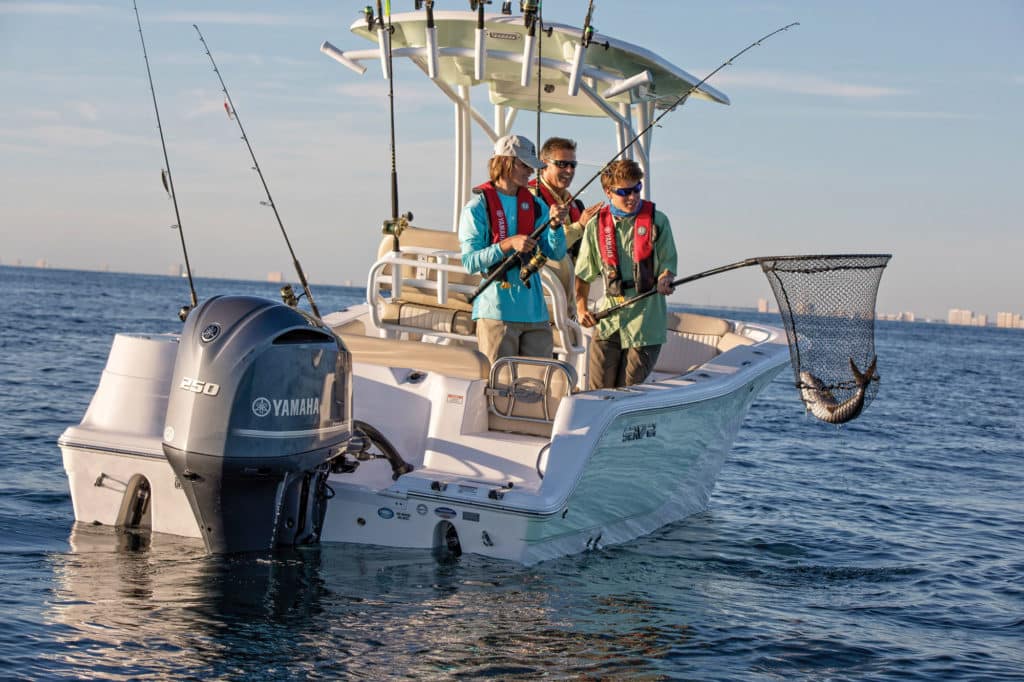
[493,134,545,170]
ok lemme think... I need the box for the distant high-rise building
[266,271,284,283]
[948,308,969,325]
[996,312,1024,329]
[757,297,769,313]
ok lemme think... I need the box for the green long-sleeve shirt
[575,207,678,348]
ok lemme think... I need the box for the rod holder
[519,31,535,87]
[377,26,392,79]
[602,70,653,99]
[566,42,586,96]
[425,25,439,79]
[320,41,366,75]
[474,28,486,80]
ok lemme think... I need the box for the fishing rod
[193,24,321,319]
[524,0,541,151]
[593,257,761,321]
[132,0,198,320]
[380,0,409,252]
[467,21,800,303]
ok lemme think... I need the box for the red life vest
[596,201,657,296]
[528,178,584,223]
[529,178,586,260]
[473,182,537,243]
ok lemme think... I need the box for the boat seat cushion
[335,331,489,381]
[379,300,476,336]
[716,331,755,352]
[667,311,732,336]
[487,357,577,438]
[654,312,738,375]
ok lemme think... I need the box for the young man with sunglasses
[530,137,603,261]
[459,134,568,364]
[574,159,677,389]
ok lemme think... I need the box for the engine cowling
[162,295,352,553]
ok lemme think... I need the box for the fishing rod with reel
[467,20,801,303]
[131,0,198,322]
[517,0,549,289]
[376,0,415,251]
[192,24,322,319]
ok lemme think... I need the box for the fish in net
[759,254,892,424]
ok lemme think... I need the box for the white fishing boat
[58,5,888,565]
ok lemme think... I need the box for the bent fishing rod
[467,21,800,304]
[132,0,198,320]
[193,24,322,319]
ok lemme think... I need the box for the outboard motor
[162,295,352,554]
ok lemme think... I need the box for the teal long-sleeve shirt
[459,191,566,322]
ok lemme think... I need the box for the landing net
[759,254,891,423]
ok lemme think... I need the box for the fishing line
[131,0,198,320]
[193,24,321,319]
[468,21,800,302]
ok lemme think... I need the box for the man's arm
[655,211,678,295]
[459,197,536,273]
[575,277,597,328]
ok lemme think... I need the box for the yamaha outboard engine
[162,295,352,554]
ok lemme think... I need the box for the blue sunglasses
[611,182,642,197]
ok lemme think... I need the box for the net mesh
[760,254,891,423]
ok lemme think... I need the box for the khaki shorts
[476,318,553,365]
[588,336,661,390]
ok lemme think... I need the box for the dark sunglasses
[547,159,578,169]
[611,182,642,197]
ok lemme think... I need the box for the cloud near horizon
[3,124,150,149]
[0,2,109,15]
[153,11,322,28]
[714,70,911,98]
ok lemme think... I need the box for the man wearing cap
[459,134,568,365]
[574,159,677,389]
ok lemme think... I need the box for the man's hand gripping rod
[465,22,799,304]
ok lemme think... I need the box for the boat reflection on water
[45,523,702,677]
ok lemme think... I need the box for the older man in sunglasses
[530,137,603,261]
[574,159,677,389]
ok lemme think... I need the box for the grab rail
[365,247,585,364]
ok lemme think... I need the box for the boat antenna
[132,0,198,321]
[193,24,322,319]
[468,21,800,302]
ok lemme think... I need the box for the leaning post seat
[486,356,578,437]
[366,227,584,364]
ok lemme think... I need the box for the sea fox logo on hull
[799,356,877,424]
[251,396,320,418]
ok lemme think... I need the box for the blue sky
[1,1,1021,320]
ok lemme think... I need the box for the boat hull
[318,363,782,564]
[59,318,788,564]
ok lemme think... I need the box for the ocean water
[0,265,1021,680]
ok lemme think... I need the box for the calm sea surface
[0,266,1021,680]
